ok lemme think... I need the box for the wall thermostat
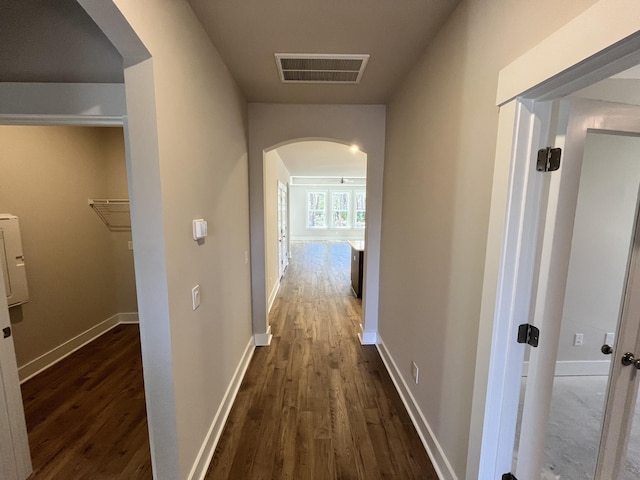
[193,219,208,240]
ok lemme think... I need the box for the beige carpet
[515,376,640,480]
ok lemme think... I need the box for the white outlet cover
[604,332,615,345]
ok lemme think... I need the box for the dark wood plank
[206,241,439,479]
[21,324,152,479]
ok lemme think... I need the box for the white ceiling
[186,0,461,104]
[276,141,367,177]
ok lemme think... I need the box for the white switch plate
[192,219,208,240]
[192,285,201,310]
[574,333,584,346]
[128,241,133,250]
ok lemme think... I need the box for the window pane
[308,192,325,210]
[308,211,325,228]
[332,192,349,211]
[332,211,349,227]
[307,192,326,228]
[355,192,366,228]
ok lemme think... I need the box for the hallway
[207,241,437,479]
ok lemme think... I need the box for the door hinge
[2,326,11,339]
[502,474,518,480]
[517,323,540,347]
[536,147,561,172]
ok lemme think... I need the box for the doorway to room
[475,15,640,478]
[0,125,150,478]
[263,140,368,320]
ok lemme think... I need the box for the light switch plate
[193,219,208,240]
[192,285,201,310]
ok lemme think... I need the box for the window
[354,191,366,228]
[331,192,350,228]
[307,192,327,228]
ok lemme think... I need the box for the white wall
[248,104,385,346]
[557,132,640,365]
[378,0,600,477]
[289,184,366,241]
[85,1,253,479]
[264,149,290,307]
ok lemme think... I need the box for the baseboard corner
[358,324,377,345]
[254,325,273,346]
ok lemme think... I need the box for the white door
[277,181,289,278]
[0,271,32,480]
[513,98,640,479]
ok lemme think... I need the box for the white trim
[377,337,456,480]
[358,323,377,345]
[254,325,273,346]
[496,0,640,105]
[0,114,123,126]
[521,360,611,377]
[18,312,139,383]
[0,83,127,119]
[267,279,281,313]
[187,337,255,480]
[117,312,140,324]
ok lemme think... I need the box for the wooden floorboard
[207,241,438,480]
[21,324,152,479]
[19,241,438,479]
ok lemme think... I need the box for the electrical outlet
[411,362,419,384]
[574,333,584,346]
[604,332,615,345]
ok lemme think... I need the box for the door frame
[277,180,289,278]
[0,272,30,480]
[515,100,640,479]
[470,1,640,478]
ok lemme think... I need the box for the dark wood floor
[21,324,152,479]
[207,241,438,479]
[20,241,437,479]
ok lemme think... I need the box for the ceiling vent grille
[275,54,370,84]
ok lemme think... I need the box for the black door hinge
[536,147,561,172]
[502,474,518,480]
[2,326,11,339]
[517,323,539,347]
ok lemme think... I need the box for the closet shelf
[88,199,131,232]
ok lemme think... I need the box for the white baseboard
[254,325,272,346]
[18,312,139,383]
[267,280,280,313]
[117,312,140,324]
[377,337,457,480]
[522,359,611,377]
[358,323,377,345]
[188,337,255,480]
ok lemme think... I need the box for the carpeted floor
[515,376,640,479]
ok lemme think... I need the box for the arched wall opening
[263,139,368,316]
[248,104,386,345]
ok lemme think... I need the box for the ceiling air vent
[275,54,370,84]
